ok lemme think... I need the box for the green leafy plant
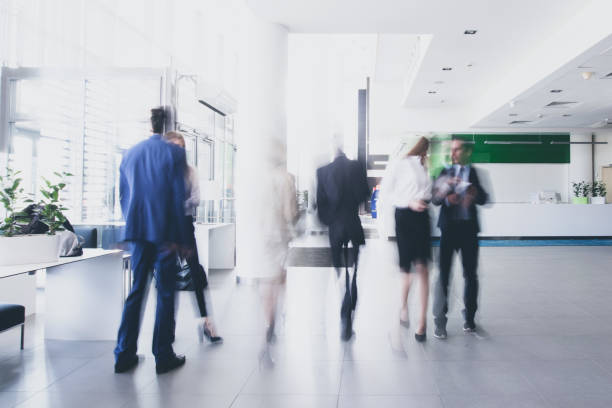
[571,181,590,198]
[592,181,607,197]
[38,172,72,235]
[581,182,590,197]
[0,168,31,237]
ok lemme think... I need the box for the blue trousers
[114,241,178,364]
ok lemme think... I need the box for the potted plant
[0,169,72,266]
[570,181,589,204]
[591,181,607,204]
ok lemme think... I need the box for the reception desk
[0,249,126,340]
[430,203,612,237]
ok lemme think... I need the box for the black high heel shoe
[198,323,223,344]
[414,327,427,343]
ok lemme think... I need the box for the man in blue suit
[114,107,188,374]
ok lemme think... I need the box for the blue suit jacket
[120,134,188,245]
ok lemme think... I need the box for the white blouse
[184,166,200,215]
[380,156,432,209]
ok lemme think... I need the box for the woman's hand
[408,199,428,212]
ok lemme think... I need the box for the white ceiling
[246,0,612,130]
[475,36,612,128]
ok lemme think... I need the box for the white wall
[567,132,593,200]
[594,131,612,179]
[369,119,595,203]
[287,35,376,192]
[474,164,568,203]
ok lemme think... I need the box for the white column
[569,132,593,201]
[235,9,288,280]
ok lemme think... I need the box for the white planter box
[0,234,60,266]
[591,197,606,205]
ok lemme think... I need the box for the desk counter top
[0,248,123,279]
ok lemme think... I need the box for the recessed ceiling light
[550,89,563,93]
[442,67,452,71]
[428,91,437,94]
[464,30,477,35]
[562,114,572,117]
[582,71,594,80]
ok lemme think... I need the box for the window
[5,72,163,223]
[8,79,83,220]
[176,77,236,225]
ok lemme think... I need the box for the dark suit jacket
[432,165,488,233]
[120,134,187,245]
[316,154,370,246]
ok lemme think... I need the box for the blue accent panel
[431,240,612,247]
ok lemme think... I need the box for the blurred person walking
[431,138,488,339]
[114,107,188,374]
[316,140,370,341]
[251,140,298,364]
[380,137,432,342]
[164,131,223,344]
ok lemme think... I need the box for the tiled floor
[2,239,612,407]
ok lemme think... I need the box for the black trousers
[433,221,479,328]
[330,240,359,326]
[185,216,208,317]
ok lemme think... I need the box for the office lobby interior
[2,1,612,407]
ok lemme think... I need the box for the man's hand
[179,246,194,259]
[446,193,460,205]
[408,199,428,212]
[165,243,194,259]
[462,185,477,207]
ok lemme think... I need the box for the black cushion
[73,226,98,248]
[0,303,25,332]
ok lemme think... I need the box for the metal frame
[0,322,25,350]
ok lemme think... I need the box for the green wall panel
[429,133,570,177]
[456,133,570,163]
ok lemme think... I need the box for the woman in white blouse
[380,137,432,342]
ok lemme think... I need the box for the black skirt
[395,207,431,272]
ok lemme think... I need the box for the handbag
[175,257,194,291]
[175,257,209,291]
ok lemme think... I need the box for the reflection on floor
[2,240,612,407]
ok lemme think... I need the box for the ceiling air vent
[589,119,612,128]
[545,101,578,108]
[509,120,532,125]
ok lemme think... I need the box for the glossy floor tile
[1,243,612,407]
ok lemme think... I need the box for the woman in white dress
[254,145,298,346]
[380,137,432,342]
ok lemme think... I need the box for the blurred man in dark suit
[316,141,370,340]
[432,138,488,339]
[114,107,189,374]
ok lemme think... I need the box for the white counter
[194,223,236,269]
[430,203,612,237]
[379,204,612,238]
[0,249,126,339]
